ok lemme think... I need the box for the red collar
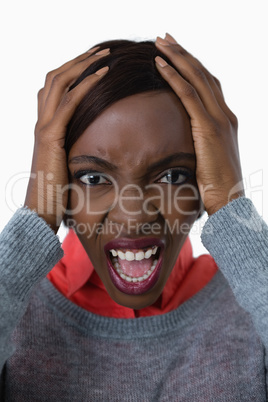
[48,230,217,318]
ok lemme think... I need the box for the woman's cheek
[162,185,201,224]
[69,187,115,221]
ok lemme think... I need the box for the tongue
[118,257,153,278]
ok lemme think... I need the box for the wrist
[24,199,61,235]
[206,191,245,216]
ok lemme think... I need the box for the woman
[1,34,267,400]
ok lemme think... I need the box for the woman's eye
[158,169,190,185]
[79,173,111,186]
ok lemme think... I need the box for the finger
[165,34,217,83]
[37,88,44,118]
[163,34,236,121]
[155,56,209,124]
[45,66,109,143]
[156,38,225,121]
[40,49,110,123]
[165,34,223,92]
[198,69,237,125]
[44,46,100,88]
[41,46,101,111]
[164,33,190,56]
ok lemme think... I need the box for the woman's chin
[107,286,162,310]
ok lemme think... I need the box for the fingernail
[95,66,109,76]
[95,48,110,56]
[87,46,100,54]
[156,36,170,46]
[155,56,168,67]
[165,33,177,44]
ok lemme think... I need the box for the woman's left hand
[155,33,244,216]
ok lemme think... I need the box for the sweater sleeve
[201,197,268,350]
[0,208,63,373]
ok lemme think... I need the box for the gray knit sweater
[0,198,268,401]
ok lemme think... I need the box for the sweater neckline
[38,271,227,339]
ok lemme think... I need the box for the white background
[1,0,267,256]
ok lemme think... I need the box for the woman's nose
[108,184,159,226]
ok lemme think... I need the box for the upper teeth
[110,246,158,261]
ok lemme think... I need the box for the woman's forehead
[69,91,195,168]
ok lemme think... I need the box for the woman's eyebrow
[69,155,118,171]
[147,152,196,173]
[69,152,195,173]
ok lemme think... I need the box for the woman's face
[68,91,201,309]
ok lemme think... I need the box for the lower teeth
[112,258,158,283]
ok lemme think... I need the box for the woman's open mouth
[104,238,164,295]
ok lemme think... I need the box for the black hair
[65,39,174,154]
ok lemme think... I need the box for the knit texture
[1,198,268,401]
[0,208,63,372]
[201,197,268,350]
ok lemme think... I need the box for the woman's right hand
[24,48,109,233]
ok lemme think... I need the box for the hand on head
[24,48,109,233]
[155,33,244,215]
